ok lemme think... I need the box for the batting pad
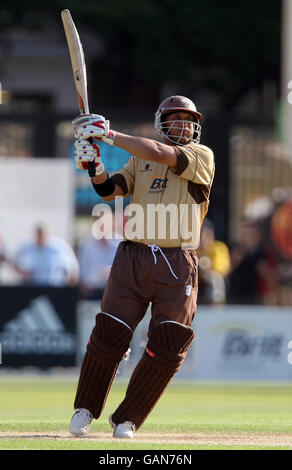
[74,313,133,419]
[111,321,194,429]
[87,312,133,364]
[146,321,195,372]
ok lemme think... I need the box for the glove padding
[73,113,116,145]
[74,139,105,175]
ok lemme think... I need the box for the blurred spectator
[197,218,230,304]
[0,234,7,281]
[227,218,279,305]
[77,235,120,299]
[14,225,79,286]
[198,219,231,276]
[0,233,31,284]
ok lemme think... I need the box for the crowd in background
[0,213,286,307]
[197,217,280,306]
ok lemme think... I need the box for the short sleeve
[171,143,215,185]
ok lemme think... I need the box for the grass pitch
[0,373,292,450]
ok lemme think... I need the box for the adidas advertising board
[0,287,77,368]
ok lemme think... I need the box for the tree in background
[0,0,281,115]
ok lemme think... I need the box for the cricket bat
[61,9,96,177]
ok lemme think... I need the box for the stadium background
[0,0,292,451]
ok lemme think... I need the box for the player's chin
[178,135,192,145]
[165,133,192,145]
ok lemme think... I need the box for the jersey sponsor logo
[150,177,168,190]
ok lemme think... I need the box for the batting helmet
[154,95,202,145]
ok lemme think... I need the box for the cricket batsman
[69,95,215,439]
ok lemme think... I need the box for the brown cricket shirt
[111,142,215,249]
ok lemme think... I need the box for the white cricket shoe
[69,408,93,437]
[109,414,135,439]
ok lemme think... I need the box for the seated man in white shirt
[14,225,79,286]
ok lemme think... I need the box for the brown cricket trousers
[74,240,198,427]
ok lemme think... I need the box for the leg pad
[87,313,133,364]
[74,313,133,419]
[111,321,194,429]
[145,321,194,372]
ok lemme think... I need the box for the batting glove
[74,139,105,175]
[73,113,116,145]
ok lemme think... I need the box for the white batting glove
[72,113,103,129]
[74,139,105,175]
[73,113,116,145]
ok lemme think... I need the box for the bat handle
[87,137,98,177]
[87,161,96,177]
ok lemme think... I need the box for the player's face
[163,111,195,144]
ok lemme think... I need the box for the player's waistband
[123,240,196,253]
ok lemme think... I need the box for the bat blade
[61,9,97,177]
[61,9,89,115]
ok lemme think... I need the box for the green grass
[1,374,292,450]
[0,440,292,451]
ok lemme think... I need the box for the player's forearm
[91,170,108,185]
[114,132,177,168]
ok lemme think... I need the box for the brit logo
[150,178,168,190]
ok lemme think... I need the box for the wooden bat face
[62,10,98,177]
[61,9,89,115]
